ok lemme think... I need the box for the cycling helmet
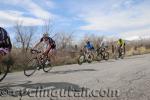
[43,33,49,38]
[86,41,90,44]
[119,38,122,42]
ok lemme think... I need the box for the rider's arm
[33,38,43,49]
[100,41,103,47]
[124,42,126,54]
[33,42,41,49]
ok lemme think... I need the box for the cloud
[0,0,150,41]
[0,10,44,27]
[2,0,55,18]
[22,0,54,19]
[44,0,56,9]
[121,27,150,40]
[80,10,150,32]
[79,0,150,30]
[0,0,56,27]
[65,0,150,40]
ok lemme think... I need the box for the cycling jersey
[40,37,56,49]
[85,42,94,50]
[0,27,12,50]
[117,40,125,47]
[100,40,108,48]
[0,27,12,56]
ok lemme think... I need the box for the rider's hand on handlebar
[30,48,37,54]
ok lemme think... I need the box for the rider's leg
[37,53,43,64]
[123,45,126,54]
[0,48,8,62]
[118,46,123,58]
[117,46,120,58]
[0,53,3,62]
[0,54,2,73]
[0,54,3,73]
[0,49,6,73]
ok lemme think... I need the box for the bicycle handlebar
[31,49,41,54]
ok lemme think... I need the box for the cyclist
[100,39,108,49]
[33,33,56,64]
[85,41,94,50]
[0,27,12,60]
[117,38,125,58]
[97,39,108,54]
[84,41,95,53]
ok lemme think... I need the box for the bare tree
[81,34,104,48]
[14,21,36,53]
[42,18,54,35]
[25,27,35,51]
[42,18,59,41]
[56,32,74,50]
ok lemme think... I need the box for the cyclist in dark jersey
[34,33,56,54]
[0,27,12,60]
[33,33,56,64]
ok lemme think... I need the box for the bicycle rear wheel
[119,48,125,59]
[121,49,125,59]
[0,64,10,82]
[78,55,85,65]
[103,52,109,60]
[43,60,53,72]
[24,58,37,77]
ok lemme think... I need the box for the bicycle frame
[31,49,48,68]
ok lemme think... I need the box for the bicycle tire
[78,55,85,65]
[97,53,102,61]
[24,58,37,77]
[119,48,125,59]
[43,62,53,73]
[104,52,109,60]
[0,65,10,82]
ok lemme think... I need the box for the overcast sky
[0,0,150,41]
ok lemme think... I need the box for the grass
[1,45,150,73]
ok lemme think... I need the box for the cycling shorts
[0,48,10,56]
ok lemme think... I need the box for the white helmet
[43,32,49,37]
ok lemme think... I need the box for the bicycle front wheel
[78,55,85,65]
[0,64,10,82]
[24,58,37,77]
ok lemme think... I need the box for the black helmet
[43,32,49,38]
[119,38,122,42]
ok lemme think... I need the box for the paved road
[0,54,150,100]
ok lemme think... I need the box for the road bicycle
[0,55,13,82]
[24,49,53,77]
[118,46,125,59]
[78,49,94,65]
[114,46,125,59]
[96,47,109,61]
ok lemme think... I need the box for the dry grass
[4,36,150,72]
[126,47,150,56]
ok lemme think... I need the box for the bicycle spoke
[24,58,37,77]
